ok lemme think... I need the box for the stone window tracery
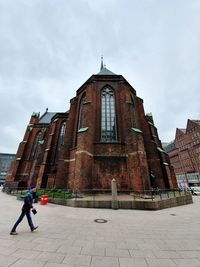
[30,131,41,159]
[130,95,136,128]
[55,121,66,162]
[78,94,86,130]
[101,87,117,141]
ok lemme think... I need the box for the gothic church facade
[6,63,177,191]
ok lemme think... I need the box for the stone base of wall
[48,194,193,210]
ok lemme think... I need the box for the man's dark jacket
[22,191,33,211]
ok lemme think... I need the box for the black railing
[1,185,191,201]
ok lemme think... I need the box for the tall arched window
[58,122,66,147]
[101,87,117,141]
[78,94,86,129]
[31,131,41,159]
[55,121,66,162]
[130,95,136,128]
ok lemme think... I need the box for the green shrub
[36,189,73,200]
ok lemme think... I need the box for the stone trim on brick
[131,127,143,133]
[64,158,75,162]
[77,127,89,133]
[76,150,93,157]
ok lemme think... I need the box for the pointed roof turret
[97,57,117,75]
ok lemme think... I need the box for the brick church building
[5,60,177,192]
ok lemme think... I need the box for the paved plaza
[0,190,200,267]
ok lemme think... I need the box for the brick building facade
[164,120,200,188]
[5,63,177,192]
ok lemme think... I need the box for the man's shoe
[31,226,38,232]
[10,231,18,235]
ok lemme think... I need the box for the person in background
[10,185,38,235]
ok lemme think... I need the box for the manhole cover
[94,219,108,223]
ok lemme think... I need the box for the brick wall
[6,74,177,191]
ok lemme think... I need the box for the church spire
[100,56,103,70]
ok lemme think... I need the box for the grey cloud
[0,0,199,152]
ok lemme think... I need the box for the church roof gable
[175,128,186,140]
[191,120,200,126]
[96,67,117,75]
[38,112,57,124]
[186,119,200,132]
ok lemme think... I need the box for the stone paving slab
[0,254,19,267]
[145,258,177,267]
[63,255,91,265]
[119,257,148,267]
[1,190,200,266]
[57,245,82,254]
[91,256,119,267]
[81,247,105,256]
[9,259,46,267]
[10,249,41,260]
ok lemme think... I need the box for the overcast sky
[0,0,199,153]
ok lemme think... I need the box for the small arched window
[130,95,135,107]
[101,87,117,141]
[55,121,66,162]
[31,131,41,159]
[78,94,86,129]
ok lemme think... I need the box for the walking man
[10,185,38,235]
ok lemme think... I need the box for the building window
[30,131,41,159]
[130,95,136,127]
[58,122,66,147]
[55,121,66,162]
[78,94,86,130]
[101,87,117,141]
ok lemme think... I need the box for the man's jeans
[11,209,34,232]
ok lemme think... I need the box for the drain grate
[94,219,108,223]
[170,214,176,216]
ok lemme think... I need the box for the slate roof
[162,142,170,148]
[163,141,176,153]
[179,128,186,133]
[96,67,117,75]
[38,112,57,124]
[192,120,200,125]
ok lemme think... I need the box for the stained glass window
[101,87,116,141]
[31,131,41,159]
[78,94,86,129]
[55,121,66,162]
